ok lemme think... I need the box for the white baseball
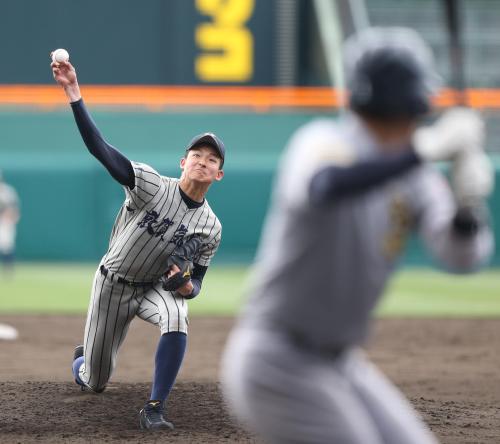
[51,48,70,63]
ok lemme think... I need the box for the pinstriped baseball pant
[80,268,189,391]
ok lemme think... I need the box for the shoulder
[202,200,222,229]
[287,118,339,150]
[205,200,222,223]
[272,117,358,208]
[214,215,222,232]
[161,176,180,187]
[130,162,179,192]
[130,161,161,178]
[282,118,355,169]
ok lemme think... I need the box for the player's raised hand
[50,58,81,102]
[51,59,77,87]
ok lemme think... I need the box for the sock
[150,332,187,402]
[72,356,85,385]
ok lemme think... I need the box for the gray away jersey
[102,162,221,282]
[243,115,494,349]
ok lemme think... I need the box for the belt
[287,330,344,360]
[99,265,154,288]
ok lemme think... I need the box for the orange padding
[0,85,498,111]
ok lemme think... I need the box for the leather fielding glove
[161,236,203,292]
[413,108,484,162]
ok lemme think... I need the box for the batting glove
[413,107,484,162]
[451,150,494,208]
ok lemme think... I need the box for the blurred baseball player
[51,58,224,430]
[222,27,494,444]
[0,171,20,275]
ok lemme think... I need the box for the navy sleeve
[182,263,208,300]
[309,149,421,205]
[70,99,135,189]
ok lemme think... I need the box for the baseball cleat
[73,344,84,361]
[71,345,106,393]
[72,345,85,388]
[139,400,174,431]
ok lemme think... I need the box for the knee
[159,317,189,335]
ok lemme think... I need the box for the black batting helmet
[344,27,441,119]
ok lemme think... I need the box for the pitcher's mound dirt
[0,316,498,443]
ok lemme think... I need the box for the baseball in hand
[51,48,70,63]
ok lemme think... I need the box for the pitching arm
[51,60,135,188]
[71,99,135,188]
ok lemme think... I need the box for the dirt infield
[0,315,499,443]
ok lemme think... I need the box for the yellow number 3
[195,0,254,82]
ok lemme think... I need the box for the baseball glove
[161,236,202,292]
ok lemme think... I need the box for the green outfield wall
[0,109,499,266]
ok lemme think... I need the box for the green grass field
[0,263,499,317]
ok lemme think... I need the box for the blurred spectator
[0,171,20,275]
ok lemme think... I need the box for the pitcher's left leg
[137,283,189,430]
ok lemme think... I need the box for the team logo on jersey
[169,224,188,247]
[383,196,411,259]
[137,210,175,241]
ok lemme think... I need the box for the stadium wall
[1,110,499,266]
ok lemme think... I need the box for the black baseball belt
[286,329,344,360]
[99,265,154,288]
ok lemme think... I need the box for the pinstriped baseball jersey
[103,162,221,282]
[80,161,222,390]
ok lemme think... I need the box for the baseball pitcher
[222,27,494,444]
[51,57,224,430]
